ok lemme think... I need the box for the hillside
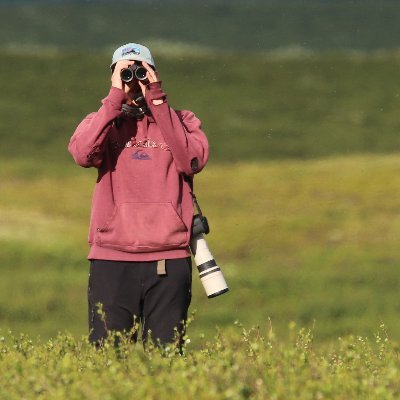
[1,1,400,52]
[1,50,400,164]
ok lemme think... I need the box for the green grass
[2,50,400,164]
[1,324,399,399]
[2,47,400,396]
[1,49,400,343]
[2,154,400,345]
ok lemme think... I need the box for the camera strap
[114,103,151,127]
[121,103,150,119]
[185,175,204,217]
[192,192,204,217]
[114,92,151,127]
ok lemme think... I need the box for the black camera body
[191,214,210,237]
[120,63,148,83]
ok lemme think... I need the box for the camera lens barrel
[190,233,229,298]
[192,215,210,237]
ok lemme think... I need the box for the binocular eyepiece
[120,63,148,83]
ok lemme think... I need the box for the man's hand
[111,60,134,93]
[138,62,164,105]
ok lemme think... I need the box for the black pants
[88,258,192,347]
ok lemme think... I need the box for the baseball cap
[110,43,156,69]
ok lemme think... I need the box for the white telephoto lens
[190,233,229,298]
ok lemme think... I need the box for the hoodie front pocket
[96,202,188,252]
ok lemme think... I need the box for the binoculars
[120,64,148,83]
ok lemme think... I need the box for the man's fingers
[142,62,158,82]
[114,60,136,73]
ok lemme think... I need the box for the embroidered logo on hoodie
[110,137,170,152]
[132,150,151,160]
[126,138,170,151]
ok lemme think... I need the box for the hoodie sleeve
[68,87,127,168]
[145,82,209,175]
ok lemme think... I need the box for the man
[68,43,209,347]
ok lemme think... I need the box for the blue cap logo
[122,46,141,57]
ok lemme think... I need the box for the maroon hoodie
[68,83,209,261]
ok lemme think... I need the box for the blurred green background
[1,0,400,346]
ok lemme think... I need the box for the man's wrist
[145,81,167,105]
[106,86,128,109]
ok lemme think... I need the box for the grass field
[1,324,399,399]
[2,46,400,397]
[1,49,400,341]
[2,154,400,346]
[2,50,400,163]
[2,153,400,400]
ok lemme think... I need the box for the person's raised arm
[139,62,209,175]
[68,61,133,168]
